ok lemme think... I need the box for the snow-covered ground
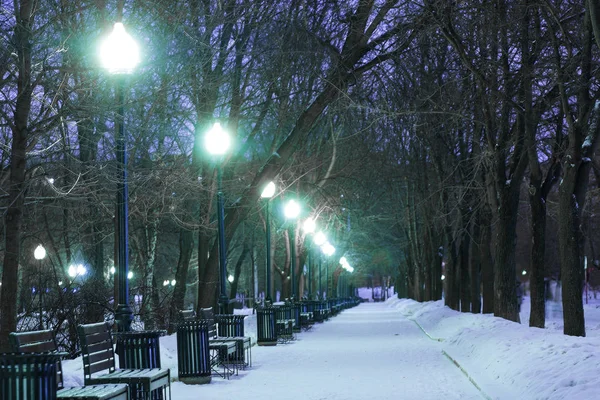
[61,296,600,399]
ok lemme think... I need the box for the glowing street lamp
[34,245,46,329]
[284,199,301,300]
[100,21,140,332]
[205,122,232,314]
[261,181,275,303]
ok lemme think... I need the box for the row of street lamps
[97,19,354,330]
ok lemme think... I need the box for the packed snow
[60,295,600,399]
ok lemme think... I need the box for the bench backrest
[199,307,218,338]
[77,322,116,383]
[9,329,64,389]
[180,310,196,321]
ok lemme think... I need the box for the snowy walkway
[169,302,483,399]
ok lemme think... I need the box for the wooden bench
[180,310,238,379]
[8,330,129,400]
[77,322,170,400]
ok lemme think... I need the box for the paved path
[170,302,483,400]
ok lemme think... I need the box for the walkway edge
[442,349,493,400]
[409,318,444,342]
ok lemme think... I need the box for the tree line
[1,0,599,351]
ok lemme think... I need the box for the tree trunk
[470,222,481,314]
[0,1,34,351]
[529,188,547,328]
[493,188,520,323]
[229,243,250,313]
[480,202,495,314]
[460,233,471,312]
[168,229,194,332]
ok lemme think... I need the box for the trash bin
[113,330,166,369]
[0,352,65,400]
[256,307,277,346]
[177,320,211,384]
[292,303,302,332]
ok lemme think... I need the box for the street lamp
[100,21,140,332]
[314,232,327,298]
[303,218,316,299]
[261,181,275,303]
[34,245,46,329]
[205,122,232,314]
[321,242,335,298]
[284,199,301,300]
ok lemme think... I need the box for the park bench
[7,329,128,400]
[77,322,170,400]
[180,310,238,379]
[199,307,252,369]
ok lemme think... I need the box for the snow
[61,297,600,399]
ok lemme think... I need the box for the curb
[410,319,444,342]
[398,311,492,399]
[442,350,493,400]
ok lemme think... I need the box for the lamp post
[204,122,232,314]
[34,245,46,330]
[302,218,316,299]
[261,181,275,303]
[321,242,335,299]
[100,21,140,332]
[284,199,301,300]
[314,232,327,299]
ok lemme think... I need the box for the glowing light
[228,274,234,283]
[321,243,335,256]
[127,271,133,280]
[204,122,231,155]
[314,232,327,246]
[284,199,301,219]
[441,274,445,281]
[34,245,46,260]
[303,217,316,234]
[261,181,276,198]
[99,22,140,74]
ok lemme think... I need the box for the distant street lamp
[314,232,327,298]
[303,218,316,299]
[99,21,140,332]
[284,199,301,300]
[34,245,46,330]
[205,122,232,314]
[261,181,275,303]
[321,242,335,298]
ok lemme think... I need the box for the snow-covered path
[169,302,483,399]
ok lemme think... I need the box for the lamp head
[204,122,231,155]
[261,181,276,198]
[34,245,46,260]
[321,242,335,256]
[284,199,301,219]
[303,217,316,234]
[99,22,140,74]
[314,231,327,246]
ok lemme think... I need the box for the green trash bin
[0,352,65,400]
[177,320,211,384]
[257,307,277,346]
